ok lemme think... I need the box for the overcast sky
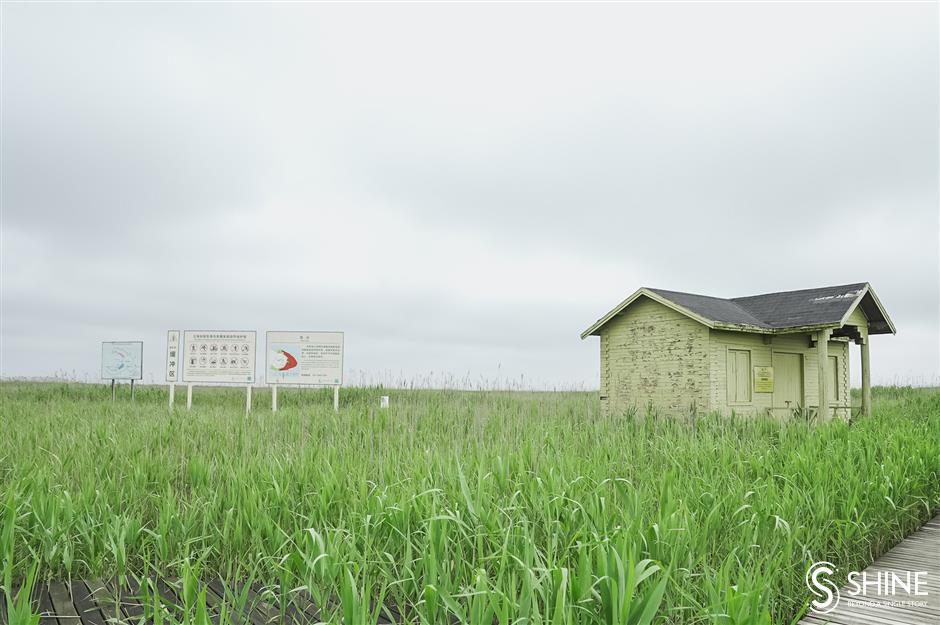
[2,2,937,389]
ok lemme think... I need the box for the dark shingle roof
[582,282,895,338]
[652,283,870,330]
[647,288,769,328]
[730,283,868,329]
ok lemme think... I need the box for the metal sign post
[180,330,257,413]
[265,331,344,413]
[102,341,143,399]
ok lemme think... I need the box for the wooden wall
[597,296,857,417]
[599,297,710,416]
[707,329,850,417]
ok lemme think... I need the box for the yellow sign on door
[754,366,774,393]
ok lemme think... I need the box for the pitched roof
[646,288,768,328]
[581,282,896,338]
[730,283,868,329]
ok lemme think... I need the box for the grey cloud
[2,2,937,387]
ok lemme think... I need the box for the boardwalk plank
[798,513,940,625]
[877,547,938,562]
[71,581,107,625]
[117,578,144,624]
[153,578,184,620]
[86,580,123,625]
[36,584,59,625]
[825,605,934,625]
[288,589,322,625]
[866,558,940,573]
[207,581,252,625]
[252,585,313,625]
[240,584,290,625]
[48,582,81,625]
[798,617,846,625]
[196,580,224,625]
[20,511,934,625]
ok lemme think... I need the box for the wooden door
[773,352,804,411]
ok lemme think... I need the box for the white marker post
[333,385,339,412]
[272,382,278,412]
[246,384,252,415]
[186,384,193,410]
[166,331,180,410]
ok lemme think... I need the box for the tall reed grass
[1,382,938,624]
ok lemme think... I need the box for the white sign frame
[166,330,180,382]
[265,331,344,386]
[266,331,344,412]
[181,330,257,385]
[101,341,143,381]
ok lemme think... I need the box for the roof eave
[712,322,774,334]
[580,288,718,339]
[581,282,897,339]
[837,283,897,335]
[769,322,843,335]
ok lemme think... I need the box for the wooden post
[861,332,871,417]
[169,383,175,410]
[333,385,339,412]
[186,383,193,410]
[246,384,252,415]
[272,383,278,413]
[817,329,830,420]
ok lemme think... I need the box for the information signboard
[754,366,774,393]
[166,331,180,382]
[182,331,256,384]
[101,341,143,380]
[266,331,344,385]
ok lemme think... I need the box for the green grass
[1,382,938,624]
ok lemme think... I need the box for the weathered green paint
[595,295,862,418]
[861,329,872,417]
[845,304,868,329]
[847,301,872,417]
[598,296,709,416]
[817,328,831,420]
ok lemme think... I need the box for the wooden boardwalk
[0,578,393,625]
[799,514,939,625]
[2,516,937,625]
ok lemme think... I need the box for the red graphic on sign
[277,350,298,371]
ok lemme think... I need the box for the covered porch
[811,286,895,419]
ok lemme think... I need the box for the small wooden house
[581,283,894,419]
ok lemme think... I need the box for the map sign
[101,341,143,380]
[166,331,180,382]
[182,331,256,384]
[266,331,343,386]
